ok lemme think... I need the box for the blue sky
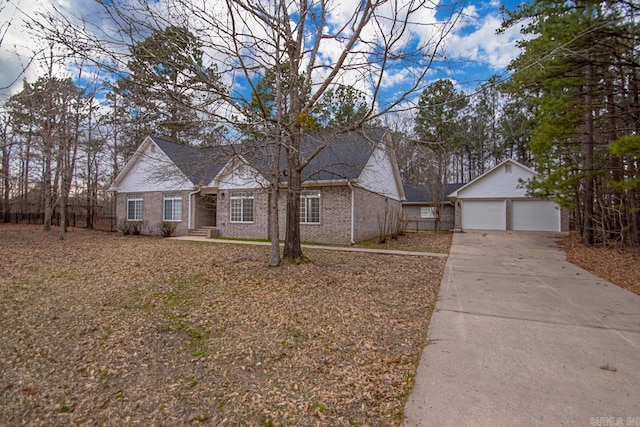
[434,0,526,88]
[0,0,529,102]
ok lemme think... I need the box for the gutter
[402,201,454,206]
[348,181,355,245]
[188,187,201,229]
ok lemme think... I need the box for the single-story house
[402,182,465,231]
[448,159,569,232]
[108,128,406,245]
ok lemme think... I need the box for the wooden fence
[405,219,454,232]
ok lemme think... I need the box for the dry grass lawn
[559,231,640,296]
[0,224,449,426]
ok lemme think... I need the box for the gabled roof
[149,136,232,186]
[227,127,388,183]
[300,128,384,181]
[447,159,536,198]
[111,128,399,193]
[403,183,465,204]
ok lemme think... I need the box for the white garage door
[462,200,506,230]
[512,200,560,232]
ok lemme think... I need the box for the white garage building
[448,159,567,232]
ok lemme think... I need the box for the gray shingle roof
[239,128,386,183]
[150,136,233,186]
[403,182,465,204]
[151,128,388,186]
[300,128,384,181]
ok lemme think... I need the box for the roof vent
[505,163,512,173]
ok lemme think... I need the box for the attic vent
[505,164,512,173]
[150,144,156,153]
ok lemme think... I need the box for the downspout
[188,187,201,230]
[110,191,116,233]
[348,181,355,245]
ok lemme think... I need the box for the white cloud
[0,0,112,100]
[0,0,524,108]
[461,4,479,20]
[0,0,47,98]
[444,6,524,73]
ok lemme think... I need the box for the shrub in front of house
[117,219,147,236]
[156,222,177,238]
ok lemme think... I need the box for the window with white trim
[300,191,321,224]
[163,195,182,222]
[230,192,254,223]
[127,195,144,221]
[420,207,436,219]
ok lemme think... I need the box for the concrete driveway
[403,231,640,426]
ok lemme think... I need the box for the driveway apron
[403,231,640,426]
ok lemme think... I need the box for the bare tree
[0,111,12,222]
[420,144,450,232]
[5,69,90,237]
[36,0,463,262]
[411,79,466,230]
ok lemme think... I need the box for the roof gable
[150,136,230,186]
[110,129,402,197]
[210,155,270,189]
[448,159,537,199]
[109,136,236,192]
[109,136,193,192]
[357,131,405,200]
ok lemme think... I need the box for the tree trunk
[43,150,52,231]
[268,184,281,266]
[86,150,94,229]
[268,138,282,267]
[58,148,67,239]
[112,93,120,181]
[59,192,67,239]
[283,133,303,260]
[606,73,623,241]
[630,186,640,247]
[581,63,595,245]
[86,100,95,230]
[21,131,32,214]
[1,120,10,223]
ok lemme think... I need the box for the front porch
[189,192,217,235]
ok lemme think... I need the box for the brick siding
[115,185,402,244]
[115,190,190,236]
[353,187,402,242]
[216,189,270,240]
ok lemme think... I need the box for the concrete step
[188,227,220,238]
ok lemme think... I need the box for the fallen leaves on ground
[354,231,452,254]
[559,231,640,295]
[0,224,448,426]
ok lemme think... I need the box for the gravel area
[0,224,448,426]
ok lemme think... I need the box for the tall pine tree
[502,0,640,245]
